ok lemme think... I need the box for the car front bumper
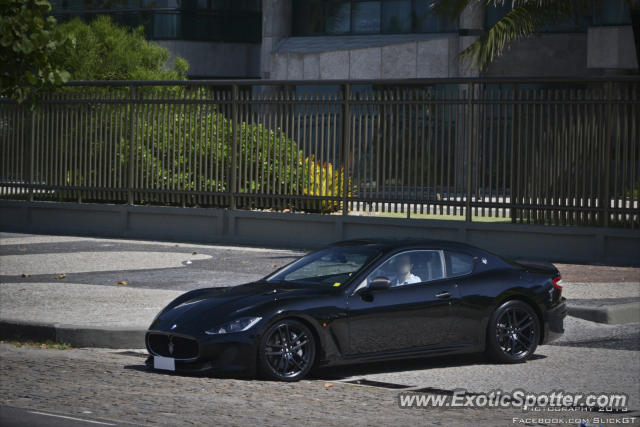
[145,330,258,377]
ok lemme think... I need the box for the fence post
[128,86,136,205]
[510,83,517,223]
[230,84,239,210]
[341,83,351,216]
[602,81,613,227]
[28,108,35,202]
[465,82,473,222]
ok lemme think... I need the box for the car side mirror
[368,277,391,291]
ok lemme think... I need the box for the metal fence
[1,78,638,228]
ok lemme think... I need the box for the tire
[258,319,316,381]
[485,300,539,363]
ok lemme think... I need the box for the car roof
[330,238,482,253]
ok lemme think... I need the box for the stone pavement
[2,343,594,427]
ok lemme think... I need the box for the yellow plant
[302,156,354,213]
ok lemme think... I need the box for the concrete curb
[0,319,146,349]
[2,302,638,349]
[567,302,640,325]
[3,200,640,266]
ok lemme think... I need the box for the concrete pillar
[457,2,486,77]
[455,3,486,201]
[261,0,292,79]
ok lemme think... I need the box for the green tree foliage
[55,15,188,80]
[0,0,72,103]
[129,101,303,201]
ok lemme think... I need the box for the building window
[412,0,457,33]
[326,1,351,34]
[293,0,324,35]
[593,0,632,25]
[49,0,262,42]
[352,1,381,33]
[292,0,458,36]
[152,13,180,38]
[382,0,411,33]
[485,1,633,32]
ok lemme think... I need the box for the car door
[442,250,480,346]
[346,249,461,356]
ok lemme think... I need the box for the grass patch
[0,339,73,350]
[361,211,512,222]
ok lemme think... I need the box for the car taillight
[552,276,563,290]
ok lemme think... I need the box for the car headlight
[205,317,262,335]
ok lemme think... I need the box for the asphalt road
[0,405,134,427]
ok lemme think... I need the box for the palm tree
[432,0,640,72]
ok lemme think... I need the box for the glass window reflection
[352,1,381,34]
[382,0,411,34]
[412,0,457,32]
[326,1,351,34]
[50,0,261,42]
[292,0,457,36]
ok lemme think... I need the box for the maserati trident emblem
[168,336,174,355]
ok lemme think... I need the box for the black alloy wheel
[486,300,539,363]
[258,319,315,381]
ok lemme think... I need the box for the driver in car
[391,254,421,286]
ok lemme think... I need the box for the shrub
[302,156,353,213]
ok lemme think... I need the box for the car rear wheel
[486,300,539,363]
[258,319,315,381]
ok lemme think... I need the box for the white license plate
[153,355,175,371]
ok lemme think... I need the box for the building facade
[50,0,638,79]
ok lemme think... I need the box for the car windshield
[266,246,381,287]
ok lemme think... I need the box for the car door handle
[435,291,451,299]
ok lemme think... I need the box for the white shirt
[391,273,421,287]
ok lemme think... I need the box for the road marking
[28,410,116,425]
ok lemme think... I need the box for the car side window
[356,250,445,291]
[446,252,474,277]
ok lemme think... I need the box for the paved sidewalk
[0,282,181,329]
[0,281,180,348]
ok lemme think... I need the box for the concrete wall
[2,201,639,266]
[587,26,639,70]
[484,28,638,78]
[261,0,292,79]
[270,35,460,79]
[483,33,589,78]
[457,1,485,77]
[156,40,261,78]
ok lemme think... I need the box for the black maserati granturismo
[146,239,567,381]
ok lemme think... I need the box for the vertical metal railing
[0,78,638,228]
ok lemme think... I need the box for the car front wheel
[486,300,539,363]
[258,319,315,381]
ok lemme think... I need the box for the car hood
[149,281,334,334]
